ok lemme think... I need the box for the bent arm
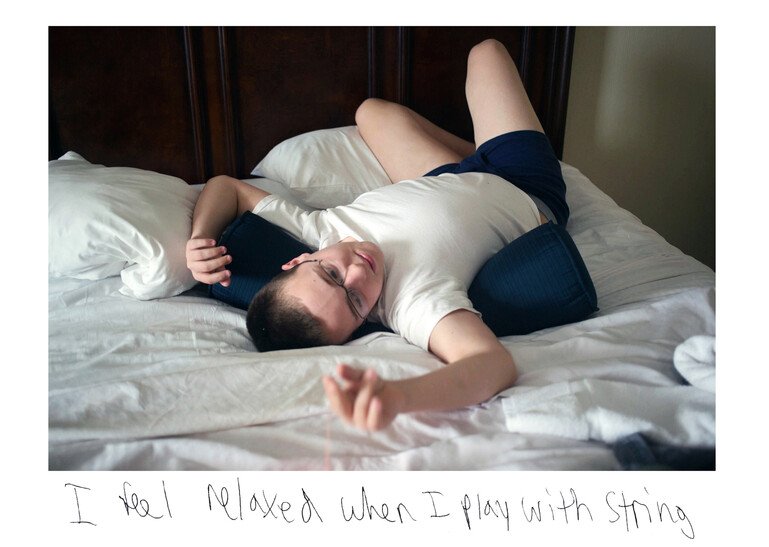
[396,310,517,412]
[191,175,270,240]
[186,175,270,286]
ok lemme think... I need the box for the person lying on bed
[185,39,568,432]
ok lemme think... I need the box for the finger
[323,376,353,423]
[336,364,365,391]
[367,396,384,431]
[188,246,228,262]
[190,254,232,272]
[186,238,219,252]
[188,258,232,281]
[325,376,355,423]
[352,369,379,430]
[337,363,365,382]
[193,268,231,286]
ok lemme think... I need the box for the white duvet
[48,163,715,470]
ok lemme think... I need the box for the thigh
[465,39,544,146]
[356,99,464,183]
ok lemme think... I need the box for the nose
[344,260,369,288]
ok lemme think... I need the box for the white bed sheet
[48,163,715,470]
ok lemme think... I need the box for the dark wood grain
[50,27,574,184]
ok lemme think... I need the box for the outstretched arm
[325,40,536,428]
[186,175,270,287]
[323,310,516,431]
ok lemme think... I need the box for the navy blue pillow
[210,212,597,338]
[468,221,598,336]
[209,212,390,338]
[209,212,313,308]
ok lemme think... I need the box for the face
[280,238,385,344]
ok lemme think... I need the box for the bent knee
[470,38,506,56]
[356,98,388,128]
[469,38,515,68]
[355,98,407,131]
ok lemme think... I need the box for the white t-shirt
[253,172,540,350]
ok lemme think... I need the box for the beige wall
[563,27,715,270]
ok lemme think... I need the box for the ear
[282,252,312,271]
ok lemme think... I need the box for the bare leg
[356,40,540,183]
[356,98,474,183]
[465,39,544,146]
[410,109,476,158]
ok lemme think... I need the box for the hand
[323,364,404,432]
[185,238,233,286]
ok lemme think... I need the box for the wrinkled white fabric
[49,162,715,470]
[674,335,716,393]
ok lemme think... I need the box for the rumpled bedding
[49,162,715,470]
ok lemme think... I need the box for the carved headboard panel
[49,27,574,185]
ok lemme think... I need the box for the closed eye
[321,263,344,284]
[348,290,364,310]
[315,264,362,320]
[314,264,341,288]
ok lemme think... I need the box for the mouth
[356,251,376,273]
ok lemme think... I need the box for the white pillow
[49,152,199,300]
[251,126,391,209]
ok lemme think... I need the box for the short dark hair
[246,268,331,352]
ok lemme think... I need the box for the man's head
[247,238,385,351]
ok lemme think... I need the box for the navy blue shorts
[424,130,569,225]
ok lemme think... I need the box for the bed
[48,26,715,471]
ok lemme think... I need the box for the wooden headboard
[49,27,574,185]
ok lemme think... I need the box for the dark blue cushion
[209,212,314,308]
[468,222,598,336]
[210,212,597,338]
[209,212,391,339]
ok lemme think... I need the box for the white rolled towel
[673,335,715,393]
